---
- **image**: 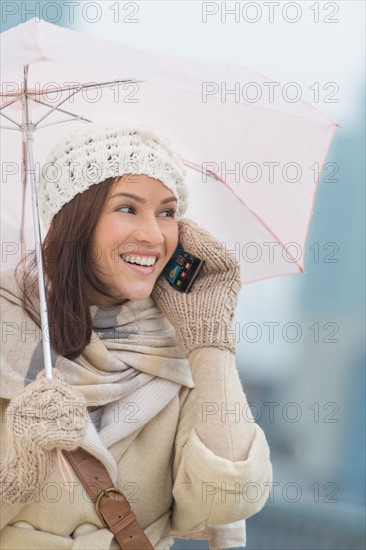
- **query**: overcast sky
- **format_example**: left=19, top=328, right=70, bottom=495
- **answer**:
left=75, top=0, right=365, bottom=130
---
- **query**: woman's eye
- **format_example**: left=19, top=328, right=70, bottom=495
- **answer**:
left=117, top=205, right=135, bottom=213
left=117, top=205, right=176, bottom=217
left=161, top=209, right=176, bottom=218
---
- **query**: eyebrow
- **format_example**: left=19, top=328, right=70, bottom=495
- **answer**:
left=110, top=192, right=177, bottom=205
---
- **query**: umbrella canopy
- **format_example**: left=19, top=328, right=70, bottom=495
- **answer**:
left=0, top=23, right=339, bottom=549
left=1, top=17, right=339, bottom=284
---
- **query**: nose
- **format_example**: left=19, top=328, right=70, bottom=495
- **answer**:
left=132, top=213, right=165, bottom=246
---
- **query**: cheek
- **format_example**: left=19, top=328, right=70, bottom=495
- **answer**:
left=166, top=225, right=179, bottom=253
left=90, top=219, right=104, bottom=246
left=89, top=223, right=113, bottom=267
left=91, top=218, right=122, bottom=249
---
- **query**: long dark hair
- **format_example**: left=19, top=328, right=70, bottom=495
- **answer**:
left=15, top=176, right=120, bottom=360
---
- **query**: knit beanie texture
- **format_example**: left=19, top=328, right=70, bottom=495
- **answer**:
left=38, top=123, right=189, bottom=228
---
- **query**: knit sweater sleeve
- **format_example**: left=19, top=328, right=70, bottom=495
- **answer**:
left=171, top=347, right=273, bottom=534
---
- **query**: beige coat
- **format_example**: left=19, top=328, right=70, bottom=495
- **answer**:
left=0, top=343, right=272, bottom=550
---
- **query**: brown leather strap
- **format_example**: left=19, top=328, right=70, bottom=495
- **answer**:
left=64, top=448, right=154, bottom=550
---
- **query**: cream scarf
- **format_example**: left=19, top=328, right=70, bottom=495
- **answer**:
left=0, top=267, right=194, bottom=474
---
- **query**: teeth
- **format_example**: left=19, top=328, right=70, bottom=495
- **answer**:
left=122, top=255, right=157, bottom=266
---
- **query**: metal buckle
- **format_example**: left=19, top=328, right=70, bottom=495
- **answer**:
left=95, top=487, right=131, bottom=528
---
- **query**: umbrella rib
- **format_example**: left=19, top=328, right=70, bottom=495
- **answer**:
left=0, top=86, right=81, bottom=98
left=183, top=159, right=223, bottom=181
left=0, top=80, right=143, bottom=98
left=0, top=78, right=142, bottom=131
left=36, top=118, right=92, bottom=129
left=33, top=88, right=85, bottom=127
left=32, top=97, right=93, bottom=122
left=183, top=158, right=304, bottom=272
left=32, top=80, right=142, bottom=127
left=0, top=97, right=19, bottom=110
left=0, top=110, right=21, bottom=128
left=0, top=125, right=21, bottom=130
left=15, top=79, right=145, bottom=98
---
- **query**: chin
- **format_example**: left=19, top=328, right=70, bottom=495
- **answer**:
left=123, top=285, right=155, bottom=302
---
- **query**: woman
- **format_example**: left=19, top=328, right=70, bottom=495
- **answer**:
left=0, top=123, right=272, bottom=549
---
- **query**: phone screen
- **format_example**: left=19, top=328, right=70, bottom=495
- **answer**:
left=162, top=241, right=205, bottom=293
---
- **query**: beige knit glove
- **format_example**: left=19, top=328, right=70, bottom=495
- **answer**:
left=0, top=368, right=87, bottom=503
left=151, top=219, right=242, bottom=356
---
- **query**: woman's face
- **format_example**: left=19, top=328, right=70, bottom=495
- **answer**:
left=88, top=174, right=179, bottom=306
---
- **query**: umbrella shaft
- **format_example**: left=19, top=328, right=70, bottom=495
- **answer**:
left=22, top=65, right=53, bottom=379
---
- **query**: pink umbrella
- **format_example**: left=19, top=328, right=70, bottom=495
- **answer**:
left=1, top=17, right=339, bottom=378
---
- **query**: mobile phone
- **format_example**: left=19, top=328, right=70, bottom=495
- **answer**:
left=162, top=241, right=205, bottom=293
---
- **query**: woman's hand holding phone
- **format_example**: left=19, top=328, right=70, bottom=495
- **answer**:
left=151, top=219, right=242, bottom=357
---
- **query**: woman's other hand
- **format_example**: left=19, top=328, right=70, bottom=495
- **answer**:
left=1, top=368, right=87, bottom=503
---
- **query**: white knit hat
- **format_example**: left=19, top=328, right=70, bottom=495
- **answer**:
left=38, top=122, right=189, bottom=228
